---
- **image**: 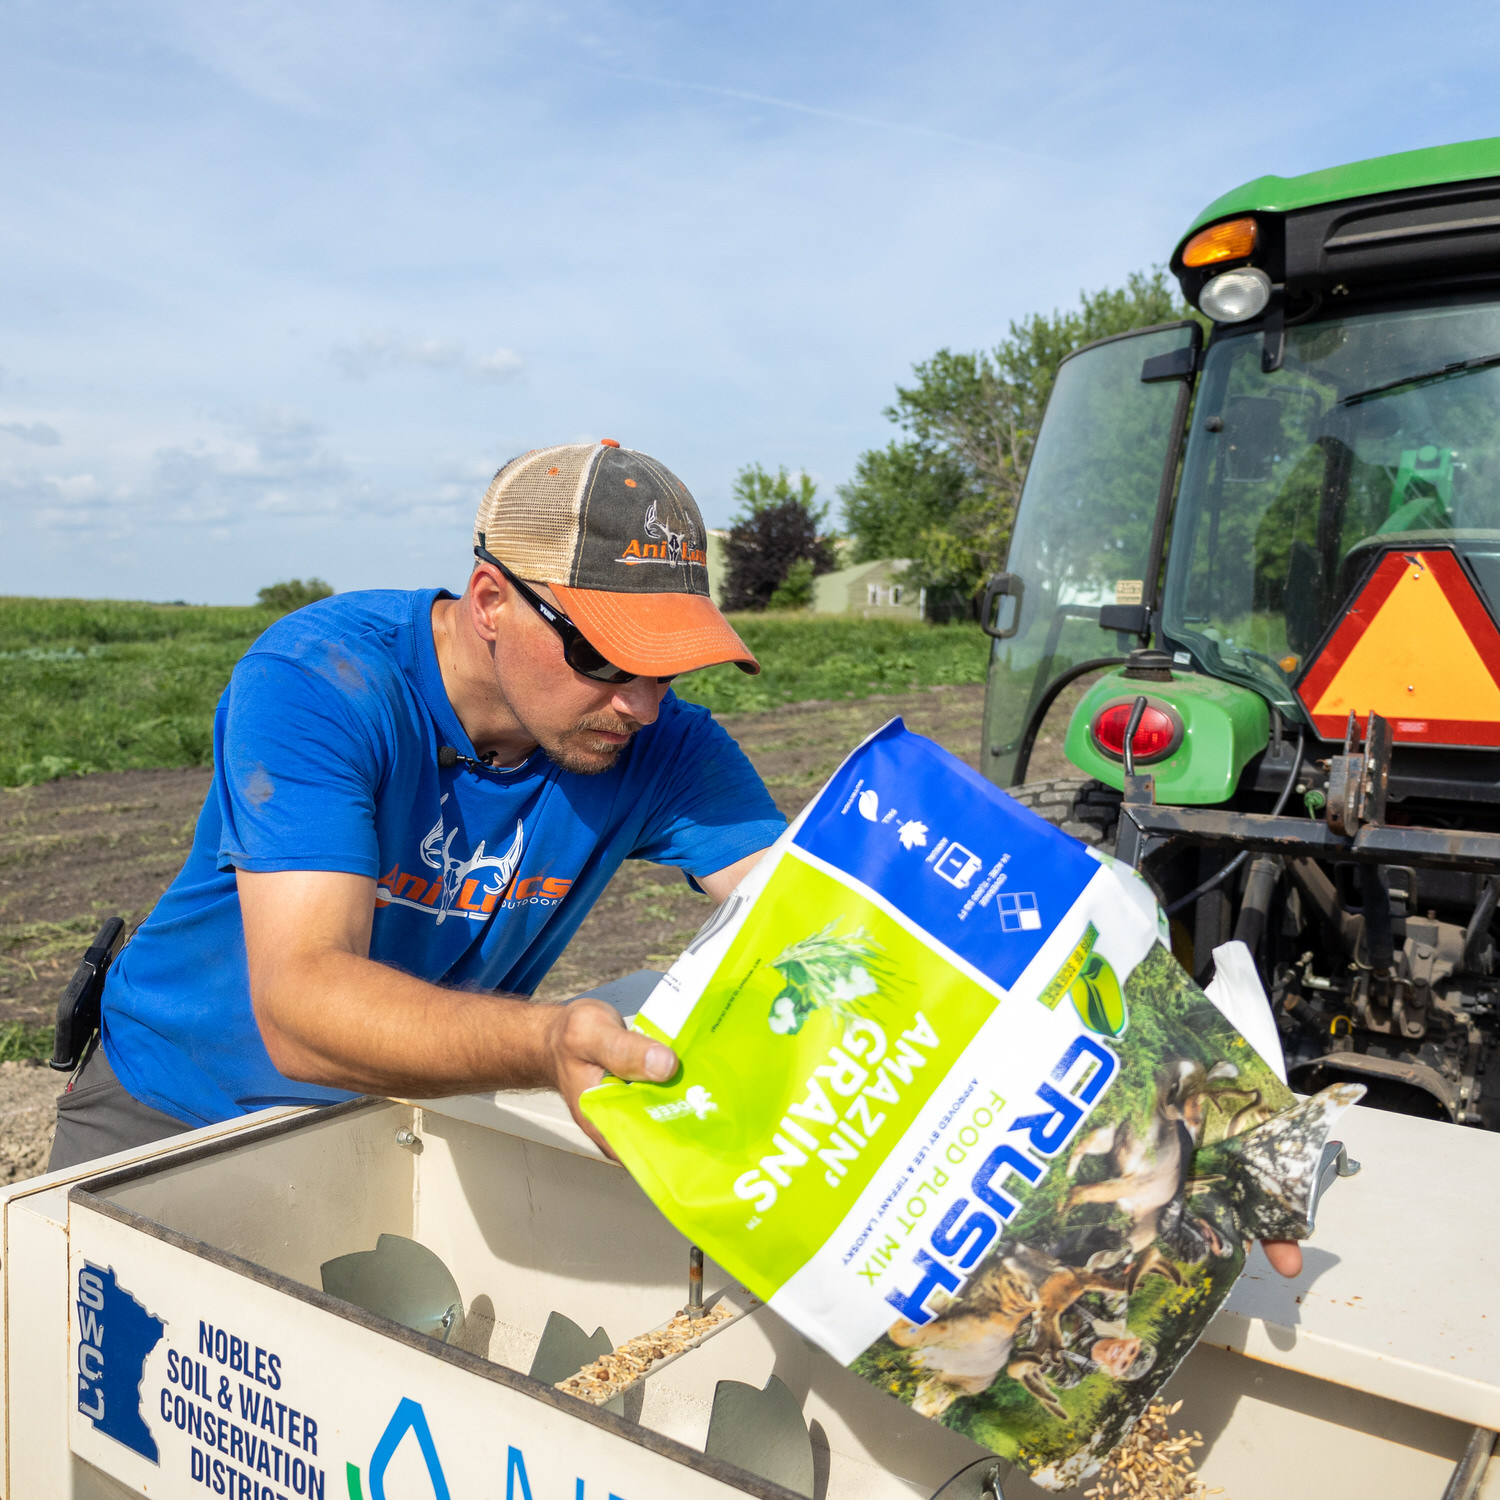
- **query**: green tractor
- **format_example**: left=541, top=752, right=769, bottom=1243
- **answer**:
left=981, top=136, right=1500, bottom=1127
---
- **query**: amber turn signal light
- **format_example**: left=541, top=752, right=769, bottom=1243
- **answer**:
left=1182, top=216, right=1258, bottom=268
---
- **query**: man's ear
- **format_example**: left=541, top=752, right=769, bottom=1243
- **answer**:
left=468, top=562, right=510, bottom=642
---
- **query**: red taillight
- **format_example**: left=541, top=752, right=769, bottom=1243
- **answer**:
left=1092, top=701, right=1181, bottom=763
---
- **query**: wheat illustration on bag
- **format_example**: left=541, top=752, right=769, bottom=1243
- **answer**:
left=767, top=922, right=890, bottom=1034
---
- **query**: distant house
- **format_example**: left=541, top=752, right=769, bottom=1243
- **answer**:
left=705, top=534, right=923, bottom=619
left=812, top=559, right=925, bottom=621
left=705, top=529, right=729, bottom=606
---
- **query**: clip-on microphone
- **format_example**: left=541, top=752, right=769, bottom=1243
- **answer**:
left=438, top=745, right=499, bottom=774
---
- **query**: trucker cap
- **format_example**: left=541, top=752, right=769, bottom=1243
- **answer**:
left=473, top=440, right=759, bottom=678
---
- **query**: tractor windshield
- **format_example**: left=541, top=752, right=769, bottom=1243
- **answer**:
left=1163, top=294, right=1500, bottom=719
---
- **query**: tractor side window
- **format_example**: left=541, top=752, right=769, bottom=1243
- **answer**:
left=984, top=322, right=1199, bottom=786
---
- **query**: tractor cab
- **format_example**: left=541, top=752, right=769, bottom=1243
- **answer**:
left=982, top=137, right=1500, bottom=1126
left=1164, top=294, right=1500, bottom=751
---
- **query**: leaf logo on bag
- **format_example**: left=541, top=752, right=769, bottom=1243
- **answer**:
left=1070, top=952, right=1127, bottom=1037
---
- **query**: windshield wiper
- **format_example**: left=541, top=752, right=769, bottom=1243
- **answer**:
left=1340, top=351, right=1500, bottom=406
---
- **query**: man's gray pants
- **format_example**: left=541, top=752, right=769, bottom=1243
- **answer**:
left=48, top=1046, right=191, bottom=1172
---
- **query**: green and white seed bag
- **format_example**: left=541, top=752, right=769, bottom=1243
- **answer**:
left=582, top=721, right=1358, bottom=1488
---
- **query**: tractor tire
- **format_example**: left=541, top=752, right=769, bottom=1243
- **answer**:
left=1007, top=777, right=1121, bottom=850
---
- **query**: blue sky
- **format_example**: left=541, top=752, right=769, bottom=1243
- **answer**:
left=4, top=0, right=1500, bottom=603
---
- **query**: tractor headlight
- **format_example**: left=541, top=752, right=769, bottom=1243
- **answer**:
left=1199, top=267, right=1272, bottom=324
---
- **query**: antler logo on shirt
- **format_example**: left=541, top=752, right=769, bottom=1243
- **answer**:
left=378, top=797, right=575, bottom=922
left=419, top=802, right=525, bottom=925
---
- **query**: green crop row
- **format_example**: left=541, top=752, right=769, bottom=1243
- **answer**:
left=0, top=598, right=990, bottom=786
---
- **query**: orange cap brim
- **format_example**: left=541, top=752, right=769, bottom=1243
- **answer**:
left=549, top=585, right=760, bottom=677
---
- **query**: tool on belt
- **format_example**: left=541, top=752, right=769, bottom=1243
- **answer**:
left=50, top=915, right=127, bottom=1073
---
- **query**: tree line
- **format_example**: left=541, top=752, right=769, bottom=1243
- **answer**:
left=722, top=267, right=1194, bottom=619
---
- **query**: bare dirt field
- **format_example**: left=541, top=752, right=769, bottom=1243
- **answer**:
left=0, top=682, right=1080, bottom=1180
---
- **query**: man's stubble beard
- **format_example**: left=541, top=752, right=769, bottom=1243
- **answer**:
left=489, top=662, right=640, bottom=775
left=535, top=710, right=640, bottom=776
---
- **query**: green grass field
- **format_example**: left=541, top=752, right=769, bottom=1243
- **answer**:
left=0, top=597, right=283, bottom=786
left=0, top=1021, right=52, bottom=1062
left=0, top=596, right=989, bottom=786
left=674, top=614, right=988, bottom=713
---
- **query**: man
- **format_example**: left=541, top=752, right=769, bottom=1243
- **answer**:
left=50, top=441, right=785, bottom=1169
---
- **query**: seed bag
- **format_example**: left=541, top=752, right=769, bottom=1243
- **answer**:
left=581, top=721, right=1360, bottom=1488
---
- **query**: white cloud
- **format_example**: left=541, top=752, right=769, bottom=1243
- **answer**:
left=0, top=420, right=62, bottom=446
left=332, top=333, right=524, bottom=385
left=0, top=469, right=115, bottom=531
left=350, top=451, right=496, bottom=525
left=332, top=333, right=461, bottom=378
left=147, top=407, right=351, bottom=520
left=469, top=348, right=525, bottom=383
left=1, top=407, right=358, bottom=532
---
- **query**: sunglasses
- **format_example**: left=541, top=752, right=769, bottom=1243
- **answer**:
left=474, top=544, right=675, bottom=685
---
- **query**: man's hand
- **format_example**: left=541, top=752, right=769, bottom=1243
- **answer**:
left=1261, top=1239, right=1302, bottom=1277
left=542, top=998, right=676, bottom=1158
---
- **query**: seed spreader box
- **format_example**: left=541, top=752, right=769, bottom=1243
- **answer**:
left=3, top=1074, right=1499, bottom=1499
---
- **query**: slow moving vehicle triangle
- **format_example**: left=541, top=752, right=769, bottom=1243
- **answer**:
left=1297, top=549, right=1500, bottom=745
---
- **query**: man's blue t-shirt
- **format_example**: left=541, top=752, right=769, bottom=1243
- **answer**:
left=102, top=589, right=784, bottom=1126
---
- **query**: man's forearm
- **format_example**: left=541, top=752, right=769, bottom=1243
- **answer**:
left=252, top=948, right=556, bottom=1097
left=236, top=866, right=674, bottom=1152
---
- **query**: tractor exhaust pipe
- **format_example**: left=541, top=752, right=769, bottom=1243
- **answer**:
left=1232, top=855, right=1282, bottom=956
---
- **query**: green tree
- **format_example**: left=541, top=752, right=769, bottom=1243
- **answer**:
left=837, top=440, right=973, bottom=618
left=839, top=441, right=969, bottom=562
left=731, top=462, right=827, bottom=521
left=256, top=578, right=334, bottom=614
left=767, top=556, right=817, bottom=610
left=844, top=268, right=1197, bottom=612
left=723, top=465, right=837, bottom=612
